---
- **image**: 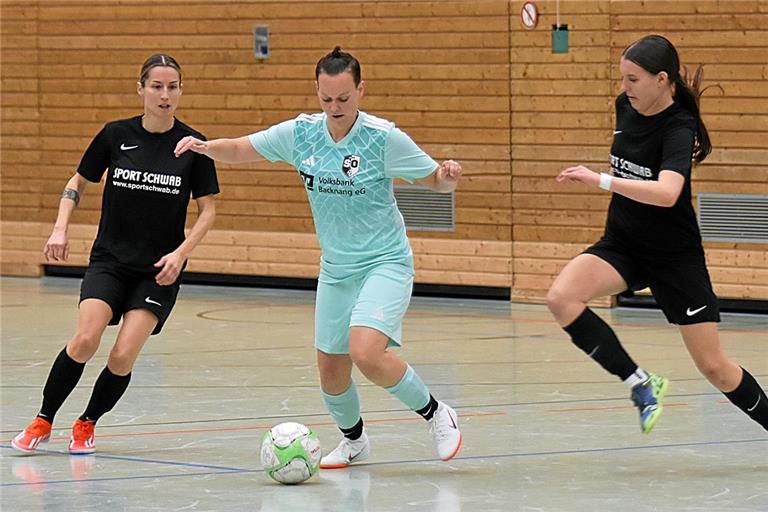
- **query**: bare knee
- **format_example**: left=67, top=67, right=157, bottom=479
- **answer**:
left=107, top=346, right=136, bottom=375
left=318, top=359, right=349, bottom=384
left=67, top=330, right=102, bottom=362
left=546, top=284, right=582, bottom=322
left=349, top=345, right=383, bottom=379
left=545, top=285, right=566, bottom=314
left=694, top=355, right=737, bottom=389
left=317, top=352, right=352, bottom=394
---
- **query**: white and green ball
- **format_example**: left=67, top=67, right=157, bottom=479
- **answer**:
left=260, top=422, right=321, bottom=484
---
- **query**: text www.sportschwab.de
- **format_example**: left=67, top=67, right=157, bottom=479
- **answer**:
left=113, top=180, right=180, bottom=195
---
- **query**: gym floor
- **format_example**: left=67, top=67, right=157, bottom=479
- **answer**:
left=2, top=276, right=766, bottom=511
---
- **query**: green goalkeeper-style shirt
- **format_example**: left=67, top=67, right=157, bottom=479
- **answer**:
left=249, top=111, right=438, bottom=282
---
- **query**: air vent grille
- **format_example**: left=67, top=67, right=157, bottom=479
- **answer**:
left=394, top=185, right=455, bottom=232
left=698, top=193, right=768, bottom=243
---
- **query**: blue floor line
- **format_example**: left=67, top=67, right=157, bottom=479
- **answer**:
left=1, top=469, right=257, bottom=488
left=3, top=437, right=765, bottom=488
left=0, top=444, right=252, bottom=473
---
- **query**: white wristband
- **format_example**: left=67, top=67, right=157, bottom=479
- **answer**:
left=599, top=172, right=613, bottom=191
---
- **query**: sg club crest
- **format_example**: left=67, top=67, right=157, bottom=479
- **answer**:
left=341, top=155, right=361, bottom=177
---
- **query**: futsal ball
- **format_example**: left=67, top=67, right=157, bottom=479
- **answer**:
left=260, top=422, right=321, bottom=484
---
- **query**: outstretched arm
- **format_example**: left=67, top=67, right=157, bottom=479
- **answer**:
left=45, top=173, right=90, bottom=262
left=415, top=160, right=463, bottom=193
left=174, top=135, right=264, bottom=164
left=556, top=165, right=684, bottom=207
left=154, top=194, right=216, bottom=286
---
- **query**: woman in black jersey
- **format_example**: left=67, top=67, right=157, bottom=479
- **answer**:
left=547, top=35, right=767, bottom=434
left=11, top=54, right=219, bottom=454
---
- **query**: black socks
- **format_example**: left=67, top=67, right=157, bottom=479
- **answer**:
left=37, top=347, right=132, bottom=425
left=80, top=366, right=132, bottom=423
left=38, top=347, right=86, bottom=422
left=340, top=418, right=364, bottom=441
left=563, top=308, right=639, bottom=381
left=723, top=367, right=768, bottom=431
left=339, top=395, right=439, bottom=439
left=416, top=395, right=439, bottom=421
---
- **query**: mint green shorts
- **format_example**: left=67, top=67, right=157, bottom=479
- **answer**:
left=314, top=262, right=414, bottom=354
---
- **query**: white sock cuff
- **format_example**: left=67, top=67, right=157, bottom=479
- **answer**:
left=624, top=368, right=649, bottom=388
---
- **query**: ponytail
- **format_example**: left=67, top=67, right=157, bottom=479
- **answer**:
left=676, top=68, right=716, bottom=165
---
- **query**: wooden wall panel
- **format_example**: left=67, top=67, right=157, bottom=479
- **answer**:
left=2, top=0, right=766, bottom=305
left=1, top=0, right=512, bottom=289
left=510, top=0, right=767, bottom=303
left=2, top=0, right=511, bottom=245
left=1, top=2, right=41, bottom=253
left=618, top=0, right=768, bottom=302
left=0, top=220, right=513, bottom=290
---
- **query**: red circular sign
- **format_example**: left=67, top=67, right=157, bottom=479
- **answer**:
left=521, top=1, right=538, bottom=30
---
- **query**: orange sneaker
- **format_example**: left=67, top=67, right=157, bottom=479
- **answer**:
left=69, top=419, right=96, bottom=454
left=11, top=417, right=52, bottom=453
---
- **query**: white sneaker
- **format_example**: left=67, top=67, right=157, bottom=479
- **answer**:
left=320, top=430, right=370, bottom=469
left=428, top=402, right=462, bottom=461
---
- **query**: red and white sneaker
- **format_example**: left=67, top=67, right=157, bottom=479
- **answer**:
left=11, top=417, right=52, bottom=453
left=69, top=419, right=96, bottom=454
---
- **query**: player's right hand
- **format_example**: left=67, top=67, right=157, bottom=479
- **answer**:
left=556, top=165, right=600, bottom=188
left=174, top=136, right=208, bottom=157
left=44, top=228, right=69, bottom=262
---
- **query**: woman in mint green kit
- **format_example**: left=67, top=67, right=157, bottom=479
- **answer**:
left=174, top=47, right=463, bottom=467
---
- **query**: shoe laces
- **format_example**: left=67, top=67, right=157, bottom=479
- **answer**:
left=332, top=436, right=361, bottom=457
left=428, top=409, right=454, bottom=442
left=28, top=417, right=51, bottom=436
left=73, top=420, right=95, bottom=439
left=631, top=381, right=656, bottom=408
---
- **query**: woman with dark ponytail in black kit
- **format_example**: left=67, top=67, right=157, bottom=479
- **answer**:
left=547, top=35, right=767, bottom=434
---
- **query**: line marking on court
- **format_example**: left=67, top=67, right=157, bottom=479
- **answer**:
left=0, top=446, right=253, bottom=472
left=3, top=411, right=505, bottom=442
left=357, top=437, right=768, bottom=468
left=1, top=469, right=256, bottom=488
left=3, top=436, right=765, bottom=488
left=192, top=301, right=767, bottom=333
left=544, top=402, right=689, bottom=413
left=2, top=390, right=757, bottom=436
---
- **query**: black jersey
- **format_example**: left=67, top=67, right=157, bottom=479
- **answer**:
left=605, top=93, right=701, bottom=254
left=77, top=116, right=219, bottom=271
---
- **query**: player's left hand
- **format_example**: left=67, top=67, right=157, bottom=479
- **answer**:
left=556, top=165, right=600, bottom=188
left=154, top=251, right=186, bottom=286
left=439, top=160, right=462, bottom=183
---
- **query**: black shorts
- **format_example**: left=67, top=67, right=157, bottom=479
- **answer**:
left=79, top=262, right=181, bottom=335
left=584, top=237, right=720, bottom=325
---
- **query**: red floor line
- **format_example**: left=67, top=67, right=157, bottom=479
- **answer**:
left=545, top=402, right=689, bottom=413
left=47, top=411, right=506, bottom=441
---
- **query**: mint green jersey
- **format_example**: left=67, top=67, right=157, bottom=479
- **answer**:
left=249, top=111, right=437, bottom=280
